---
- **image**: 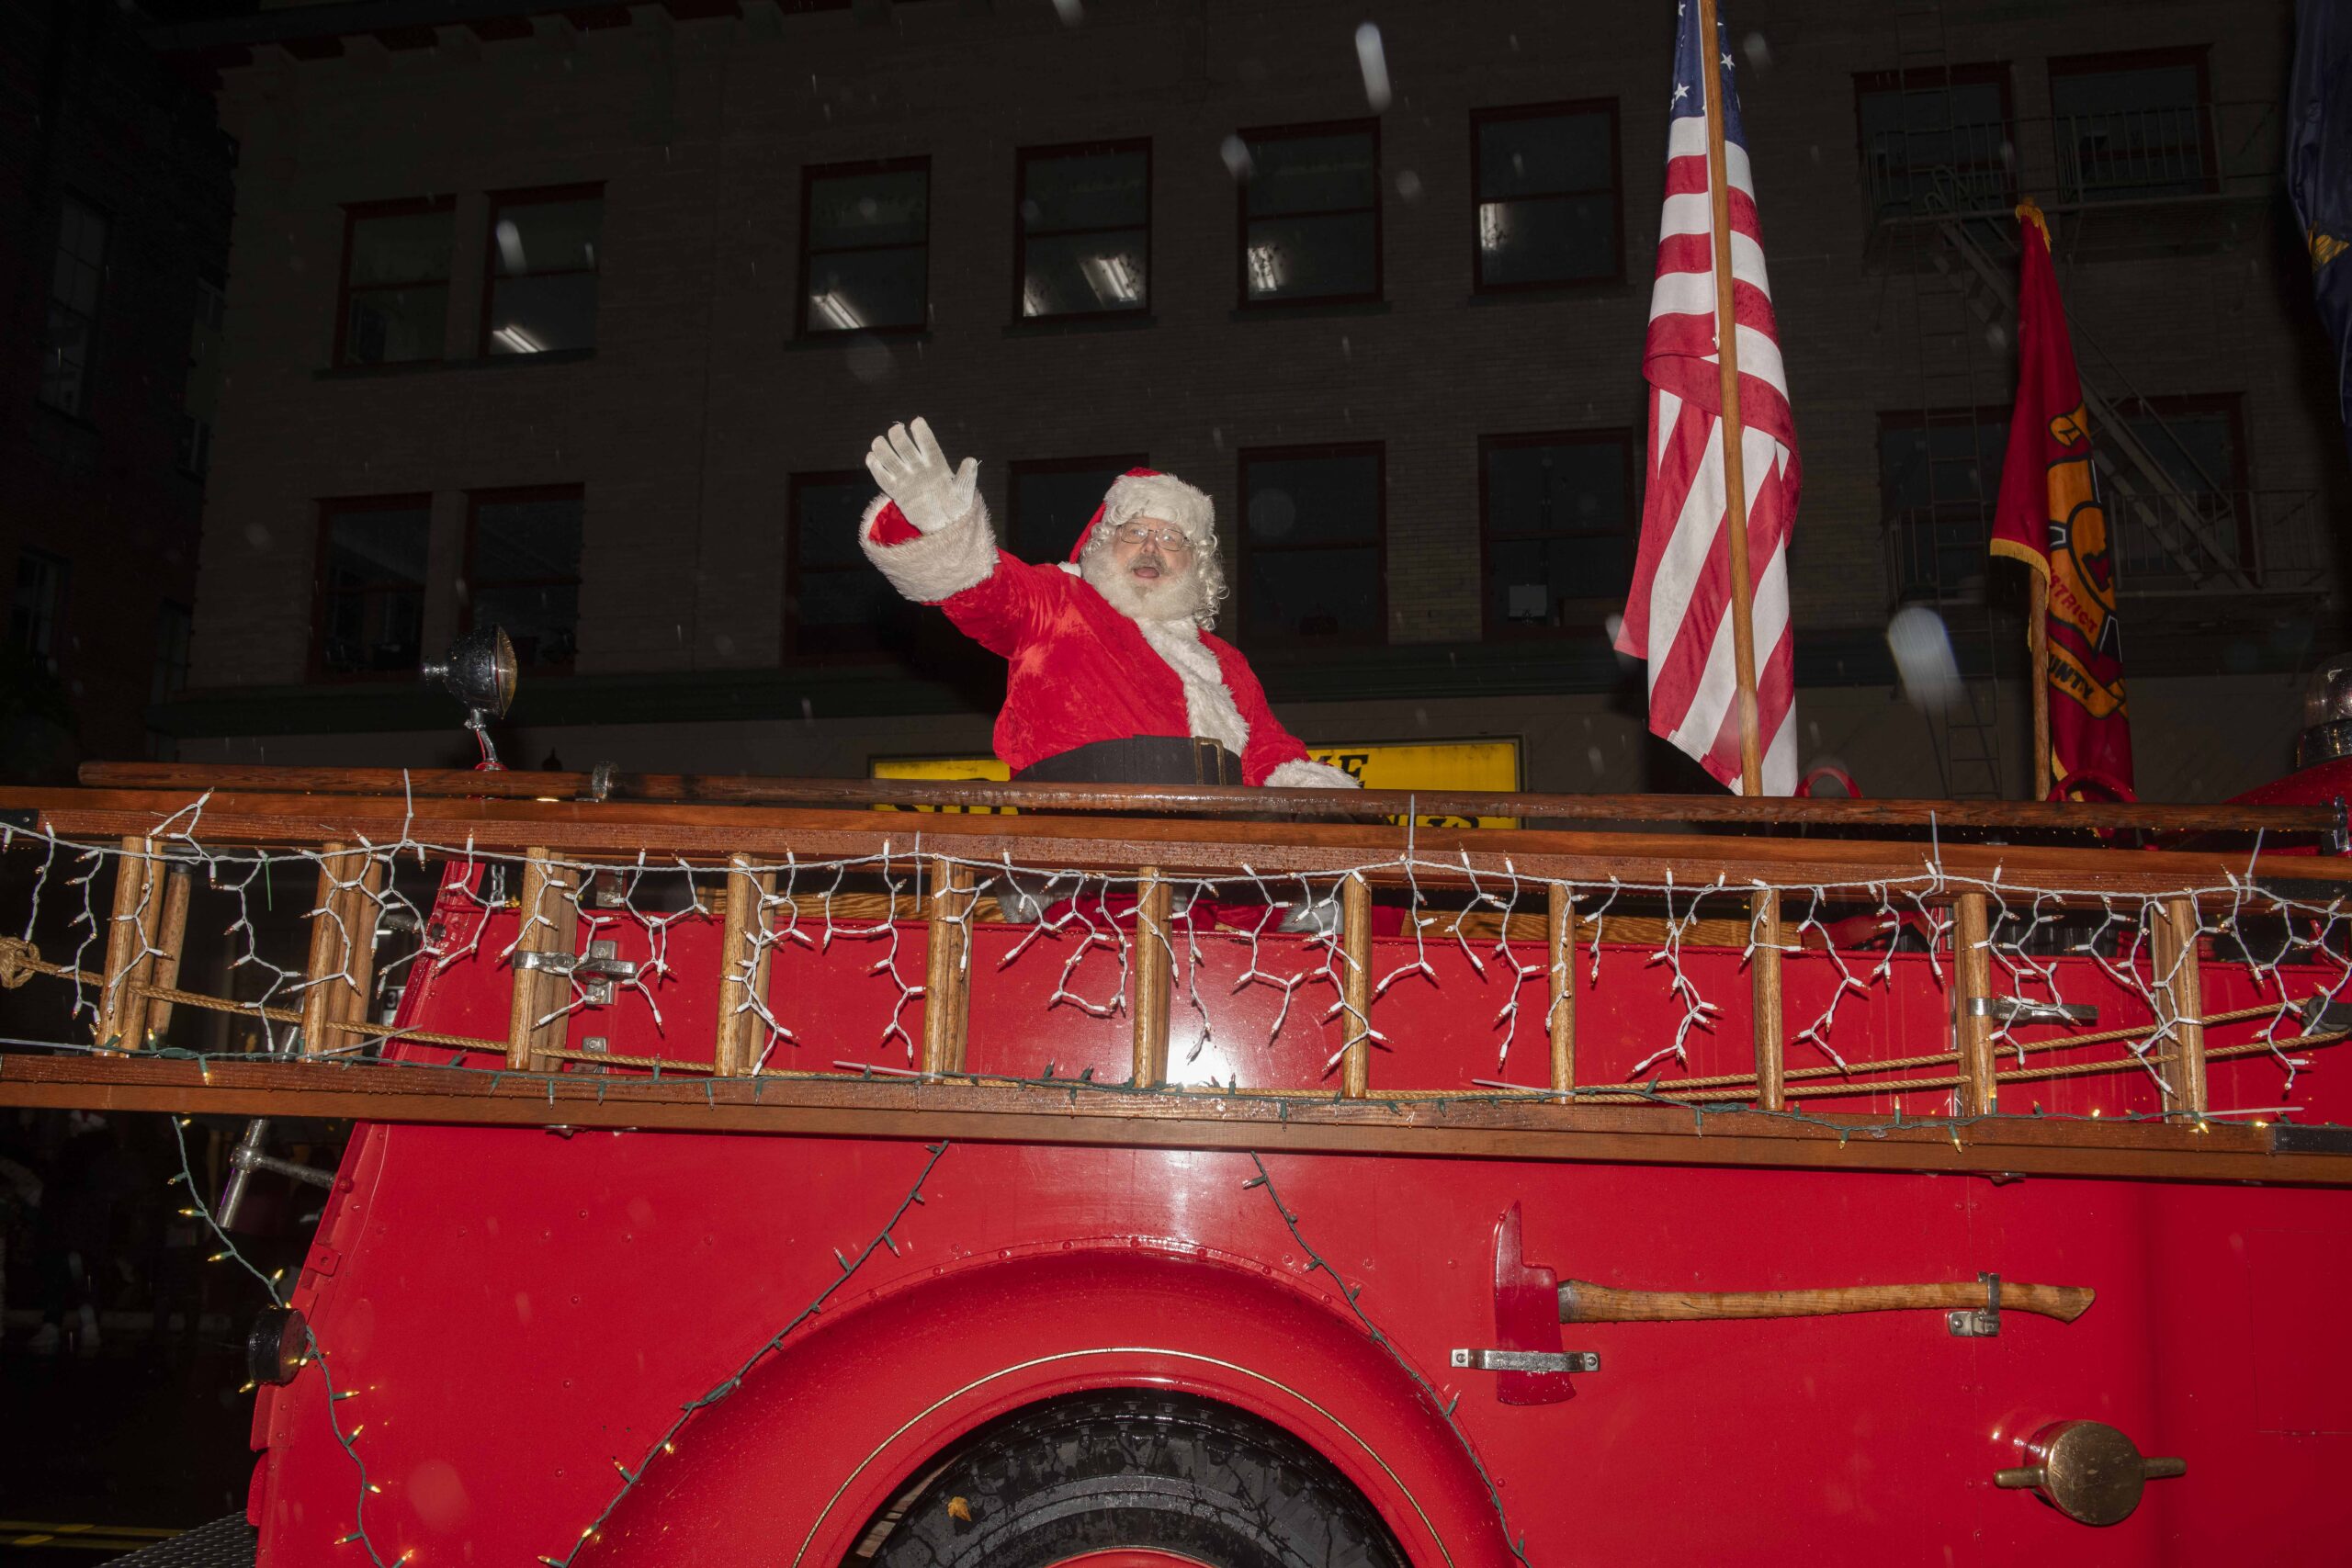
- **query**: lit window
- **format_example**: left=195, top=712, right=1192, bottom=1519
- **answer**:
left=40, top=197, right=107, bottom=415
left=1482, top=434, right=1635, bottom=636
left=1237, top=123, right=1379, bottom=306
left=467, top=489, right=583, bottom=670
left=335, top=200, right=453, bottom=366
left=1017, top=141, right=1149, bottom=319
left=315, top=497, right=431, bottom=675
left=801, top=160, right=930, bottom=335
left=1239, top=446, right=1384, bottom=643
left=1473, top=104, right=1621, bottom=289
left=482, top=187, right=602, bottom=355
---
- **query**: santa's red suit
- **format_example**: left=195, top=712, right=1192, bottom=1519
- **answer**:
left=860, top=462, right=1352, bottom=790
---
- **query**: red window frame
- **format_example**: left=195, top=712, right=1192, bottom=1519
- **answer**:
left=784, top=469, right=897, bottom=660
left=798, top=155, right=933, bottom=338
left=1850, top=62, right=2016, bottom=214
left=1477, top=429, right=1640, bottom=640
left=2046, top=46, right=2218, bottom=198
left=1006, top=454, right=1150, bottom=560
left=1232, top=118, right=1383, bottom=310
left=463, top=484, right=584, bottom=673
left=477, top=183, right=605, bottom=356
left=1012, top=139, right=1154, bottom=322
left=331, top=196, right=455, bottom=367
left=310, top=493, right=434, bottom=682
left=1236, top=441, right=1387, bottom=648
left=1468, top=100, right=1624, bottom=294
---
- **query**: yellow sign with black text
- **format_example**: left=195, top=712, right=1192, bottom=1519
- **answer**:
left=872, top=739, right=1521, bottom=828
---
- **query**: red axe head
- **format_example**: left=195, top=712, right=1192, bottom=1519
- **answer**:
left=1493, top=1201, right=1575, bottom=1405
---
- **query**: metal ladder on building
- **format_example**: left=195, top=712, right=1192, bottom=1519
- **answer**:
left=1885, top=3, right=2007, bottom=799
left=1918, top=186, right=2256, bottom=593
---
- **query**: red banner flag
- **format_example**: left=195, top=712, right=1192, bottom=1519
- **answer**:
left=1990, top=202, right=2134, bottom=799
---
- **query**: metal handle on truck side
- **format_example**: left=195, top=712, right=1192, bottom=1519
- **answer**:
left=1993, top=1420, right=2184, bottom=1527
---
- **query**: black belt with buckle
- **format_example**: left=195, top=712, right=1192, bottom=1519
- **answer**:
left=1014, top=736, right=1243, bottom=786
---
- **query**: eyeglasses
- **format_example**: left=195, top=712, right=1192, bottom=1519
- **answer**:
left=1111, top=521, right=1196, bottom=553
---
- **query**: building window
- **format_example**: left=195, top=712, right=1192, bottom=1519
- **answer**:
left=1008, top=456, right=1148, bottom=559
left=1472, top=103, right=1622, bottom=289
left=1236, top=121, right=1380, bottom=306
left=2111, top=394, right=2247, bottom=585
left=466, top=488, right=583, bottom=670
left=314, top=496, right=432, bottom=676
left=1482, top=433, right=1636, bottom=637
left=1016, top=141, right=1150, bottom=320
left=11, top=550, right=69, bottom=671
left=152, top=601, right=192, bottom=703
left=180, top=275, right=225, bottom=478
left=39, top=197, right=107, bottom=415
left=2049, top=48, right=2214, bottom=203
left=1878, top=410, right=2008, bottom=604
left=334, top=198, right=454, bottom=367
left=800, top=159, right=930, bottom=335
left=1854, top=65, right=2012, bottom=220
left=1238, top=445, right=1384, bottom=645
left=146, top=600, right=193, bottom=761
left=787, top=472, right=925, bottom=658
left=482, top=186, right=603, bottom=355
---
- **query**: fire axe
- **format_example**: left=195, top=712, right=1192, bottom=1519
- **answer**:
left=1452, top=1203, right=2093, bottom=1406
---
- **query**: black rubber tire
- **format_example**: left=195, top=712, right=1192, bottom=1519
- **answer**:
left=868, top=1390, right=1408, bottom=1568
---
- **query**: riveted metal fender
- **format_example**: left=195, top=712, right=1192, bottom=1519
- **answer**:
left=589, top=1240, right=1521, bottom=1568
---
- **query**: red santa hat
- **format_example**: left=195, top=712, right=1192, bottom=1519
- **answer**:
left=1068, top=468, right=1216, bottom=561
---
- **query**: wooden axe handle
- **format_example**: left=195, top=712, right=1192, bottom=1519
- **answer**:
left=1558, top=1279, right=2093, bottom=1325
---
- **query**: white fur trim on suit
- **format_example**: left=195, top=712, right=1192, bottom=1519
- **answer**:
left=858, top=491, right=997, bottom=604
left=1102, top=471, right=1215, bottom=547
left=1135, top=619, right=1251, bottom=757
left=1266, top=758, right=1362, bottom=790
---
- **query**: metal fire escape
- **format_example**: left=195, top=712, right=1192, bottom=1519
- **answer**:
left=1870, top=4, right=2312, bottom=798
left=1877, top=4, right=2008, bottom=799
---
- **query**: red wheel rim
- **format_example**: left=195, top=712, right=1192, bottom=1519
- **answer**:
left=1044, top=1552, right=1216, bottom=1567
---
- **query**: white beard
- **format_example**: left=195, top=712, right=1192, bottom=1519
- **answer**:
left=1074, top=550, right=1250, bottom=756
left=1080, top=548, right=1207, bottom=626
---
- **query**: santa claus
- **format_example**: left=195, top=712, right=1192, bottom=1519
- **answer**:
left=858, top=417, right=1362, bottom=793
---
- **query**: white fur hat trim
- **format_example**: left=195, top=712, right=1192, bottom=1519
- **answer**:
left=1101, top=471, right=1215, bottom=546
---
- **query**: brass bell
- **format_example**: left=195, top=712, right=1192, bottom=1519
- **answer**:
left=1995, top=1419, right=2185, bottom=1527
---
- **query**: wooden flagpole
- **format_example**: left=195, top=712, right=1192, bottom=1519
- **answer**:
left=2015, top=203, right=2054, bottom=801
left=1696, top=0, right=1762, bottom=800
left=1694, top=0, right=1784, bottom=1111
left=2029, top=574, right=2052, bottom=797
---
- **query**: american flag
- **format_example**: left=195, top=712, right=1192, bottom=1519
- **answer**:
left=1613, top=3, right=1802, bottom=795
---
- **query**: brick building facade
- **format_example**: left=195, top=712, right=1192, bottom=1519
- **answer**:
left=155, top=0, right=2347, bottom=801
left=1, top=0, right=230, bottom=778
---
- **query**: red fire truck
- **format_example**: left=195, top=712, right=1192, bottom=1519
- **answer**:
left=8, top=665, right=2352, bottom=1568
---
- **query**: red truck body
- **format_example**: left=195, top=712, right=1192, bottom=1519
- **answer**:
left=234, top=784, right=2352, bottom=1568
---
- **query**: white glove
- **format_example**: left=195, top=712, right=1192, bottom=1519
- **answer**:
left=865, top=417, right=978, bottom=536
left=1264, top=758, right=1362, bottom=790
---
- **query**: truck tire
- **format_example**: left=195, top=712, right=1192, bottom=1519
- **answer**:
left=869, top=1391, right=1407, bottom=1568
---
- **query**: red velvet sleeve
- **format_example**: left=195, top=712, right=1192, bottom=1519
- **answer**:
left=864, top=499, right=1056, bottom=660
left=1205, top=636, right=1310, bottom=785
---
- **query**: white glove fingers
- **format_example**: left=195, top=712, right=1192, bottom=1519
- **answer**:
left=910, top=416, right=945, bottom=468
left=885, top=422, right=924, bottom=469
